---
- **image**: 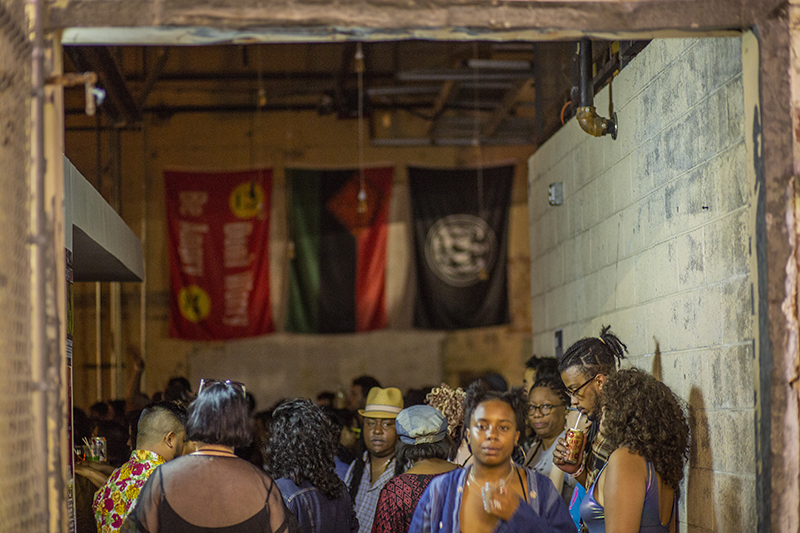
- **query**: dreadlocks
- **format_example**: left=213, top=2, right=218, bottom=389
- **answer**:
left=557, top=325, right=627, bottom=377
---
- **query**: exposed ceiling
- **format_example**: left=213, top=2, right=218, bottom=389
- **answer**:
left=63, top=40, right=644, bottom=147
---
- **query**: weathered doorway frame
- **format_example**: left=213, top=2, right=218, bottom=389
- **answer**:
left=52, top=23, right=773, bottom=533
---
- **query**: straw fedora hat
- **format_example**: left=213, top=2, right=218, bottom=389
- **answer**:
left=358, top=387, right=404, bottom=419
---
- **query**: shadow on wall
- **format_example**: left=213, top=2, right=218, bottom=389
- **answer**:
left=685, top=387, right=717, bottom=532
left=651, top=339, right=662, bottom=382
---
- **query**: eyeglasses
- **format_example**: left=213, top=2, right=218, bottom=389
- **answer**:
left=566, top=374, right=597, bottom=399
left=528, top=403, right=564, bottom=415
left=197, top=379, right=247, bottom=398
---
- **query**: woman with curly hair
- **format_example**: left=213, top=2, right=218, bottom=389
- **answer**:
left=409, top=382, right=574, bottom=533
left=578, top=368, right=690, bottom=533
left=265, top=399, right=358, bottom=533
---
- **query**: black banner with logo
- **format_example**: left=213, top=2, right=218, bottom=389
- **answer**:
left=408, top=165, right=513, bottom=329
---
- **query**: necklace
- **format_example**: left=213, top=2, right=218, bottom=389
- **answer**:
left=466, top=463, right=516, bottom=497
left=192, top=446, right=237, bottom=457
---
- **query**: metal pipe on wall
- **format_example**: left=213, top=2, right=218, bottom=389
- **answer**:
left=111, top=283, right=122, bottom=398
left=95, top=110, right=103, bottom=402
left=96, top=282, right=102, bottom=401
left=140, top=117, right=148, bottom=384
left=29, top=0, right=51, bottom=527
left=577, top=38, right=594, bottom=108
left=110, top=128, right=122, bottom=397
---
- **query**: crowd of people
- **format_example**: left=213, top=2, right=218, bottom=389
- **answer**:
left=73, top=326, right=690, bottom=533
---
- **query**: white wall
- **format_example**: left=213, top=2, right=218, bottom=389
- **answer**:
left=528, top=37, right=754, bottom=532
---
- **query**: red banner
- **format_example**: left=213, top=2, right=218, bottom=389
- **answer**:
left=165, top=169, right=273, bottom=340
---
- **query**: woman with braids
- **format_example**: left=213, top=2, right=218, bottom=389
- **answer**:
left=553, top=325, right=628, bottom=495
left=523, top=377, right=576, bottom=503
left=579, top=368, right=689, bottom=532
left=409, top=382, right=574, bottom=533
left=372, top=405, right=458, bottom=533
left=265, top=399, right=358, bottom=533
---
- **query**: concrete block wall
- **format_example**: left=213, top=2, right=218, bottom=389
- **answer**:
left=528, top=37, right=754, bottom=532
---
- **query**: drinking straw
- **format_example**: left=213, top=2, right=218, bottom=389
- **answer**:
left=572, top=411, right=583, bottom=429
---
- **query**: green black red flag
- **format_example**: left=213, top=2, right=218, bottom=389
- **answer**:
left=408, top=165, right=513, bottom=329
left=286, top=167, right=393, bottom=333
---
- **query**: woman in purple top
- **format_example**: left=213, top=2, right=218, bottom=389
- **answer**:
left=576, top=369, right=689, bottom=533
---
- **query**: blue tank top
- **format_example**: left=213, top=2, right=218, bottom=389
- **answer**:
left=579, top=460, right=676, bottom=533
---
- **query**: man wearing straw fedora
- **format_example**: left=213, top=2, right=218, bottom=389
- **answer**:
left=345, top=387, right=404, bottom=533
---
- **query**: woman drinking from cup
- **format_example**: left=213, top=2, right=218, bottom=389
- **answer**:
left=409, top=382, right=574, bottom=533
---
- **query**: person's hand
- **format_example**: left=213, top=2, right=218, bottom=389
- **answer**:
left=127, top=346, right=144, bottom=372
left=553, top=436, right=586, bottom=475
left=485, top=485, right=521, bottom=521
left=74, top=462, right=110, bottom=487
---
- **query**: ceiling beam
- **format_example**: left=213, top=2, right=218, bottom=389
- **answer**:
left=482, top=78, right=535, bottom=138
left=51, top=1, right=767, bottom=39
left=136, top=47, right=170, bottom=108
left=425, top=80, right=457, bottom=136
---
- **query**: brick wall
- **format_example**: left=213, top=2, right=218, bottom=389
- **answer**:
left=528, top=37, right=754, bottom=532
left=0, top=1, right=45, bottom=531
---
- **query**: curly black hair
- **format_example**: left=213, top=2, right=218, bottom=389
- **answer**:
left=601, top=368, right=690, bottom=491
left=558, top=325, right=628, bottom=378
left=463, top=381, right=528, bottom=440
left=264, top=398, right=344, bottom=500
left=529, top=376, right=570, bottom=407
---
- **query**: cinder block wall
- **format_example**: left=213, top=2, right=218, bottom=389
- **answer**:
left=528, top=38, right=753, bottom=532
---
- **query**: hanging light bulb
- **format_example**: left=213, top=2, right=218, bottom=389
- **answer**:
left=355, top=43, right=365, bottom=74
left=357, top=187, right=367, bottom=214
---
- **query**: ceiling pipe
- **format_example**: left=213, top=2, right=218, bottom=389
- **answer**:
left=574, top=38, right=617, bottom=140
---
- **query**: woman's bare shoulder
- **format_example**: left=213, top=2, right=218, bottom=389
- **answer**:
left=607, top=446, right=646, bottom=473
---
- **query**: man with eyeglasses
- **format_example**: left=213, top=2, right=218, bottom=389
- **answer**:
left=345, top=387, right=404, bottom=533
left=552, top=326, right=628, bottom=494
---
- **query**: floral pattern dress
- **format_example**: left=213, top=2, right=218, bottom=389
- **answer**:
left=93, top=449, right=166, bottom=532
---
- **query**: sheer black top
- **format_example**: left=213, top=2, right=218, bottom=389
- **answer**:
left=122, top=454, right=297, bottom=533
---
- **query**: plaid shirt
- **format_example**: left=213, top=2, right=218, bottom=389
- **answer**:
left=584, top=427, right=614, bottom=492
left=345, top=452, right=396, bottom=533
left=93, top=450, right=165, bottom=532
